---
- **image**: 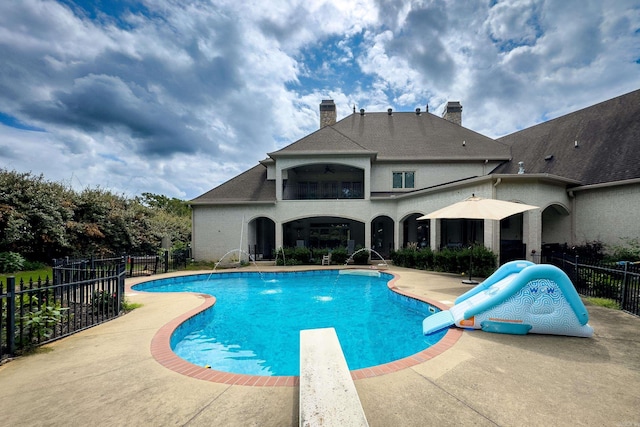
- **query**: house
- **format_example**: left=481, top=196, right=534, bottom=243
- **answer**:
left=190, top=89, right=640, bottom=263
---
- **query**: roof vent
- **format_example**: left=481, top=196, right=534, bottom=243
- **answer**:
left=545, top=155, right=554, bottom=161
left=462, top=140, right=466, bottom=147
left=574, top=140, right=579, bottom=148
left=518, top=161, right=525, bottom=174
left=387, top=108, right=392, bottom=115
left=360, top=108, right=365, bottom=116
left=415, top=108, right=421, bottom=115
left=426, top=104, right=429, bottom=112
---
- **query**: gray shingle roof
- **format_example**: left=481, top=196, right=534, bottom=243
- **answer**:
left=192, top=90, right=640, bottom=205
left=190, top=164, right=275, bottom=204
left=271, top=111, right=511, bottom=161
left=493, top=89, right=640, bottom=185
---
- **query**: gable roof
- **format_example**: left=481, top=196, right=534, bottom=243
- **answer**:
left=493, top=89, right=640, bottom=185
left=190, top=164, right=275, bottom=204
left=271, top=111, right=511, bottom=161
left=268, top=125, right=374, bottom=156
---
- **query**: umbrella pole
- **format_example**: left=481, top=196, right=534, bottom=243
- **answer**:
left=462, top=245, right=479, bottom=285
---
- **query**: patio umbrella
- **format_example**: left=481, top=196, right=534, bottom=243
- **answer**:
left=417, top=195, right=539, bottom=221
left=418, top=195, right=539, bottom=284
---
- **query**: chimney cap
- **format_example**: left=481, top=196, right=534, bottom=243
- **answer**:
left=415, top=108, right=421, bottom=115
left=360, top=108, right=365, bottom=116
left=387, top=108, right=392, bottom=115
left=319, top=99, right=336, bottom=111
left=444, top=101, right=462, bottom=112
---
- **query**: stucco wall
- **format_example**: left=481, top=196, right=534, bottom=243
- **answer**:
left=370, top=162, right=500, bottom=192
left=574, top=183, right=640, bottom=249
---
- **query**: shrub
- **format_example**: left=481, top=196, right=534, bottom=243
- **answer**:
left=92, top=290, right=119, bottom=314
left=275, top=247, right=310, bottom=265
left=0, top=252, right=25, bottom=273
left=311, top=248, right=329, bottom=264
left=330, top=247, right=348, bottom=265
left=19, top=295, right=69, bottom=348
left=351, top=247, right=370, bottom=265
left=559, top=241, right=606, bottom=261
left=607, top=237, right=640, bottom=262
left=390, top=248, right=418, bottom=268
left=415, top=248, right=434, bottom=270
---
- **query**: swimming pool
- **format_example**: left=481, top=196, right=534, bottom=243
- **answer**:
left=134, top=270, right=446, bottom=376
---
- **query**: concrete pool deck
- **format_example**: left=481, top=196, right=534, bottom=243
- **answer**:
left=1, top=266, right=639, bottom=426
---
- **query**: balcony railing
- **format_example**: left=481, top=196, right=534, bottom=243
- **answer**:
left=285, top=181, right=364, bottom=200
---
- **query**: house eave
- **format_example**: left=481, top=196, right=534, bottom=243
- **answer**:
left=375, top=155, right=511, bottom=163
left=268, top=150, right=377, bottom=159
left=189, top=200, right=276, bottom=206
left=568, top=177, right=640, bottom=192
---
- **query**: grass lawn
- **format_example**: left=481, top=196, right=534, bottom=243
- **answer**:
left=1, top=268, right=53, bottom=291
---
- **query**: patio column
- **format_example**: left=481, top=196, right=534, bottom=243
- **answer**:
left=275, top=221, right=283, bottom=251
left=523, top=210, right=542, bottom=262
left=364, top=219, right=372, bottom=251
left=430, top=219, right=439, bottom=251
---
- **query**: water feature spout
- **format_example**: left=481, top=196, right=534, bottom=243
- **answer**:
left=206, top=249, right=264, bottom=282
left=274, top=247, right=286, bottom=267
left=344, top=248, right=389, bottom=269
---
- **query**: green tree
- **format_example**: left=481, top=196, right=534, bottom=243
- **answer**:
left=0, top=170, right=73, bottom=261
left=0, top=169, right=191, bottom=261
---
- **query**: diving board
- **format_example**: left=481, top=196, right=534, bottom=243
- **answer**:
left=299, top=328, right=369, bottom=427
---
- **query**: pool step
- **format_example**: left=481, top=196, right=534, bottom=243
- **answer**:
left=299, top=328, right=369, bottom=427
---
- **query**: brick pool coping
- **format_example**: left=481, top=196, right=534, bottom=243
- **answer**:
left=141, top=270, right=462, bottom=387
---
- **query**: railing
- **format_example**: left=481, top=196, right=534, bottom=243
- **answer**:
left=284, top=181, right=365, bottom=200
left=547, top=253, right=640, bottom=316
left=1, top=260, right=125, bottom=361
left=1, top=249, right=191, bottom=361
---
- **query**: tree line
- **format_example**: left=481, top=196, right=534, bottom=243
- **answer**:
left=0, top=169, right=191, bottom=263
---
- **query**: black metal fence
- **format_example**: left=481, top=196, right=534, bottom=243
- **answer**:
left=126, top=248, right=191, bottom=277
left=547, top=252, right=640, bottom=316
left=1, top=259, right=126, bottom=361
left=1, top=249, right=191, bottom=361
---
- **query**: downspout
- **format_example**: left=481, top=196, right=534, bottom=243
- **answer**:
left=492, top=178, right=502, bottom=259
left=568, top=190, right=576, bottom=246
left=492, top=177, right=502, bottom=197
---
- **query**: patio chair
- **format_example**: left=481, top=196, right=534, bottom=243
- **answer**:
left=321, top=253, right=331, bottom=265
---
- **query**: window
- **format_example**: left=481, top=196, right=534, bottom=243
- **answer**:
left=393, top=171, right=415, bottom=189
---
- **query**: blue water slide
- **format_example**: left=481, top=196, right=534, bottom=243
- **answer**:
left=423, top=261, right=593, bottom=337
left=454, top=260, right=534, bottom=305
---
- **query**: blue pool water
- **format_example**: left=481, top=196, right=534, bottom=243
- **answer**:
left=134, top=270, right=446, bottom=376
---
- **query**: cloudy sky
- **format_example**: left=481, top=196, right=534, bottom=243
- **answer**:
left=1, top=0, right=639, bottom=200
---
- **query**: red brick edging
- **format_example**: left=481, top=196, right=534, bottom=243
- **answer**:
left=147, top=271, right=462, bottom=386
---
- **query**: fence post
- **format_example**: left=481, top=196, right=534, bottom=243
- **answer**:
left=164, top=250, right=169, bottom=273
left=621, top=261, right=628, bottom=310
left=117, top=259, right=125, bottom=313
left=7, top=276, right=16, bottom=356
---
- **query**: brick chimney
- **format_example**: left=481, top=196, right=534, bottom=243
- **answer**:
left=442, top=101, right=462, bottom=125
left=319, top=99, right=336, bottom=128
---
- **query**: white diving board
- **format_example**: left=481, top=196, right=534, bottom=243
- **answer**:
left=299, top=328, right=369, bottom=427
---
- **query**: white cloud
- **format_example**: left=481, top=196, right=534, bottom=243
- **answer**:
left=0, top=0, right=638, bottom=198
